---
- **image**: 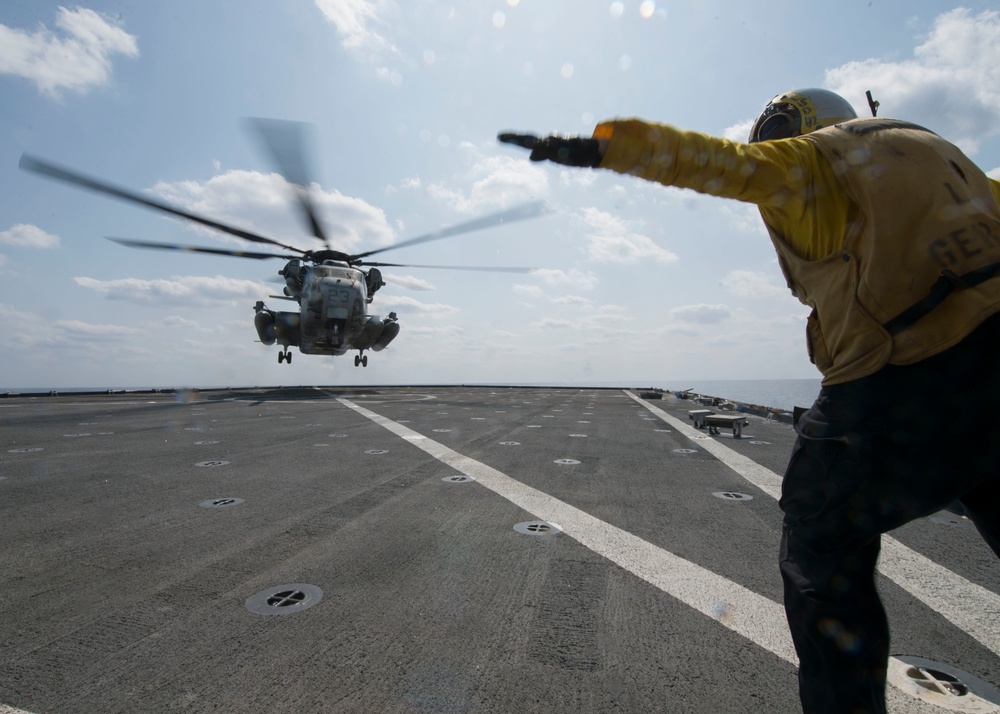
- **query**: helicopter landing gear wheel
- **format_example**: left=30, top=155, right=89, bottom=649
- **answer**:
left=354, top=353, right=368, bottom=367
left=362, top=355, right=368, bottom=367
left=278, top=349, right=292, bottom=364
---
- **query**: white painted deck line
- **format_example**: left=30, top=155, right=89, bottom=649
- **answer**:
left=338, top=396, right=798, bottom=664
left=339, top=396, right=996, bottom=712
left=625, top=390, right=1000, bottom=659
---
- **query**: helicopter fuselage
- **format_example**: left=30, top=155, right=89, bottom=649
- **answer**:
left=254, top=260, right=398, bottom=364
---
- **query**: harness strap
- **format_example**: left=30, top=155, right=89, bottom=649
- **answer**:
left=882, top=262, right=1000, bottom=335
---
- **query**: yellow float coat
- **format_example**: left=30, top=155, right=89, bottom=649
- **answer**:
left=594, top=118, right=1000, bottom=384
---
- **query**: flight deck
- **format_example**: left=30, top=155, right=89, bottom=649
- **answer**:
left=1, top=386, right=998, bottom=713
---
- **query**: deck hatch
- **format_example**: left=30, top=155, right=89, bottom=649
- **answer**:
left=246, top=583, right=323, bottom=616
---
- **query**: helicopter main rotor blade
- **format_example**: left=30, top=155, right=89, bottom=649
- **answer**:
left=247, top=119, right=330, bottom=248
left=107, top=237, right=293, bottom=260
left=19, top=154, right=307, bottom=254
left=348, top=200, right=552, bottom=261
left=362, top=261, right=537, bottom=273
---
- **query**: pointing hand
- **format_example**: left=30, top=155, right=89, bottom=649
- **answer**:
left=498, top=132, right=604, bottom=168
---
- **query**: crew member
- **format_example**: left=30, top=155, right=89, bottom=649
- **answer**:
left=500, top=88, right=1000, bottom=714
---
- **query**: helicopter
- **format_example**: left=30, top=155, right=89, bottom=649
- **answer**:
left=19, top=120, right=548, bottom=366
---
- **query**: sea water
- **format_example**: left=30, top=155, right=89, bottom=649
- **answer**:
left=656, top=379, right=821, bottom=412
left=495, top=378, right=822, bottom=413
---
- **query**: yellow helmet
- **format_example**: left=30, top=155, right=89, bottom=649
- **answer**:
left=748, top=88, right=858, bottom=143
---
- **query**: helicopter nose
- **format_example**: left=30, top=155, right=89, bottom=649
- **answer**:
left=323, top=283, right=361, bottom=319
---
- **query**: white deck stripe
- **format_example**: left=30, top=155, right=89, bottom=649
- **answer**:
left=337, top=396, right=798, bottom=663
left=339, top=395, right=996, bottom=712
left=625, top=391, right=1000, bottom=658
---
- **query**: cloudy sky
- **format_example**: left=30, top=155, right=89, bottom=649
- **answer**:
left=2, top=1, right=999, bottom=389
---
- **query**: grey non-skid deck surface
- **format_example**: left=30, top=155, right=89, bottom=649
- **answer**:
left=1, top=387, right=998, bottom=713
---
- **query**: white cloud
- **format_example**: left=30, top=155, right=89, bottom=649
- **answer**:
left=0, top=223, right=60, bottom=248
left=722, top=119, right=755, bottom=143
left=74, top=275, right=268, bottom=306
left=551, top=295, right=592, bottom=307
left=151, top=169, right=395, bottom=253
left=387, top=176, right=421, bottom=193
left=670, top=303, right=733, bottom=324
left=0, top=304, right=148, bottom=353
left=824, top=8, right=1000, bottom=153
left=512, top=284, right=544, bottom=299
left=580, top=207, right=679, bottom=264
left=559, top=169, right=598, bottom=188
left=55, top=320, right=146, bottom=340
left=721, top=270, right=786, bottom=298
left=382, top=273, right=436, bottom=291
left=375, top=294, right=459, bottom=317
left=531, top=317, right=574, bottom=329
left=427, top=151, right=550, bottom=212
left=531, top=268, right=600, bottom=290
left=0, top=7, right=139, bottom=96
left=159, top=315, right=213, bottom=332
left=314, top=0, right=398, bottom=59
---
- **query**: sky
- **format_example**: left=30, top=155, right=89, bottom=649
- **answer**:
left=1, top=1, right=999, bottom=389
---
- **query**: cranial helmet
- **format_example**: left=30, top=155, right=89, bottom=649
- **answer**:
left=748, top=88, right=858, bottom=143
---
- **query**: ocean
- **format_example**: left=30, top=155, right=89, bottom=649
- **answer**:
left=654, top=379, right=821, bottom=413
left=486, top=378, right=823, bottom=413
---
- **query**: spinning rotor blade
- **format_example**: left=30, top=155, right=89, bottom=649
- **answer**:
left=363, top=262, right=537, bottom=273
left=248, top=119, right=330, bottom=248
left=19, top=154, right=306, bottom=254
left=349, top=200, right=552, bottom=261
left=107, top=237, right=293, bottom=260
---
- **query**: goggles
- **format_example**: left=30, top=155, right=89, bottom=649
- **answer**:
left=749, top=103, right=800, bottom=143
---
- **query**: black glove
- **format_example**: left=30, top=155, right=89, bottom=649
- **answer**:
left=498, top=132, right=603, bottom=168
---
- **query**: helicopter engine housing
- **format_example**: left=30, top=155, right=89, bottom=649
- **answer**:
left=372, top=314, right=400, bottom=351
left=254, top=309, right=300, bottom=347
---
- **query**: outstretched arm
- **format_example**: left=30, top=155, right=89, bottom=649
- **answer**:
left=498, top=120, right=852, bottom=262
left=497, top=133, right=608, bottom=167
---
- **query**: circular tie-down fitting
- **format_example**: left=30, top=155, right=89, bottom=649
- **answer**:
left=673, top=448, right=698, bottom=454
left=442, top=474, right=474, bottom=484
left=930, top=512, right=977, bottom=530
left=888, top=656, right=1000, bottom=712
left=194, top=440, right=219, bottom=445
left=199, top=497, right=244, bottom=509
left=365, top=449, right=389, bottom=455
left=553, top=459, right=580, bottom=466
left=513, top=521, right=562, bottom=536
left=712, top=491, right=754, bottom=501
left=246, top=583, right=324, bottom=617
left=195, top=460, right=230, bottom=468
